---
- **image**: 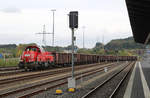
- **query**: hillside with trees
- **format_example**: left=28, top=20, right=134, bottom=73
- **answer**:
left=0, top=36, right=145, bottom=58
left=105, top=37, right=145, bottom=50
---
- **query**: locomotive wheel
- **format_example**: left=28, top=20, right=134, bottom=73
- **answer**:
left=24, top=66, right=30, bottom=71
left=47, top=61, right=53, bottom=68
left=45, top=62, right=49, bottom=68
left=18, top=62, right=24, bottom=69
left=40, top=62, right=47, bottom=70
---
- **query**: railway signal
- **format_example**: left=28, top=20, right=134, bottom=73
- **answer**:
left=68, top=11, right=78, bottom=90
left=69, top=11, right=78, bottom=29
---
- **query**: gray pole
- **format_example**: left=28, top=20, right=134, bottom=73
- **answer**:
left=43, top=25, right=46, bottom=45
left=72, top=28, right=74, bottom=78
left=82, top=26, right=85, bottom=49
left=51, top=9, right=56, bottom=46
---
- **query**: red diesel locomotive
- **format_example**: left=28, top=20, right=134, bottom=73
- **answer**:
left=18, top=45, right=137, bottom=70
left=18, top=45, right=54, bottom=69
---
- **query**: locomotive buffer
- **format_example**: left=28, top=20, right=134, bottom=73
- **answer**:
left=68, top=11, right=78, bottom=92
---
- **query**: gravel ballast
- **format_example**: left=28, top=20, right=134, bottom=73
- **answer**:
left=31, top=62, right=129, bottom=98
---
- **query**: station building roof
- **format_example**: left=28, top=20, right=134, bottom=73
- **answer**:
left=126, top=0, right=150, bottom=44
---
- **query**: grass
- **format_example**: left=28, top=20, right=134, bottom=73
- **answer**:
left=0, top=58, right=19, bottom=67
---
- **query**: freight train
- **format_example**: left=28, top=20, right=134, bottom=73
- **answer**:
left=18, top=45, right=137, bottom=70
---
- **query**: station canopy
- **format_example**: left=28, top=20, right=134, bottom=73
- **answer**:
left=126, top=0, right=150, bottom=44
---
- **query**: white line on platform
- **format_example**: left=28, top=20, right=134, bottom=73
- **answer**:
left=123, top=62, right=137, bottom=98
left=139, top=62, right=150, bottom=98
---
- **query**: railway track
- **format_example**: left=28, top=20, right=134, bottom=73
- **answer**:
left=0, top=69, right=25, bottom=76
left=0, top=66, right=25, bottom=76
left=0, top=62, right=107, bottom=77
left=0, top=66, right=18, bottom=71
left=108, top=62, right=135, bottom=98
left=81, top=61, right=135, bottom=98
left=0, top=62, right=120, bottom=98
left=0, top=62, right=111, bottom=85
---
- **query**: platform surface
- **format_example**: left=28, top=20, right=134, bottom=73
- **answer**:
left=124, top=56, right=150, bottom=98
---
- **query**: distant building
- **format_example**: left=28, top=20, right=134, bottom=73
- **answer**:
left=64, top=45, right=78, bottom=53
left=0, top=53, right=13, bottom=58
left=0, top=54, right=3, bottom=58
left=94, top=42, right=104, bottom=49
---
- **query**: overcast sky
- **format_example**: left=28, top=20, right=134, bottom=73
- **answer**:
left=0, top=0, right=132, bottom=48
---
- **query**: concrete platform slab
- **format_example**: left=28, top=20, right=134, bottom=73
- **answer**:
left=124, top=61, right=150, bottom=98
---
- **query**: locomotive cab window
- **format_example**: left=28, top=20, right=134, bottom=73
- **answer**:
left=32, top=48, right=37, bottom=52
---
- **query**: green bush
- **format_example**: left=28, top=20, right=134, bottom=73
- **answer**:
left=0, top=58, right=19, bottom=67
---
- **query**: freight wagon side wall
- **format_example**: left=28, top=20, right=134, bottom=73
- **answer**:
left=52, top=52, right=137, bottom=66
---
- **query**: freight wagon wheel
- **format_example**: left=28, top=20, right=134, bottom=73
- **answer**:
left=32, top=66, right=38, bottom=71
left=40, top=62, right=46, bottom=70
left=64, top=63, right=68, bottom=67
left=47, top=61, right=53, bottom=68
left=48, top=61, right=56, bottom=68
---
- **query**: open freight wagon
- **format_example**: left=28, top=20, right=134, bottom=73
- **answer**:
left=18, top=45, right=137, bottom=70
